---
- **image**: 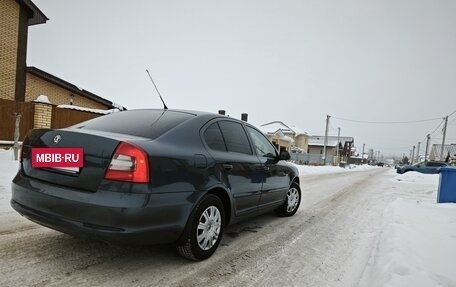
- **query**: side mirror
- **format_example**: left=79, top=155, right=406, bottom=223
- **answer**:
left=279, top=150, right=291, bottom=161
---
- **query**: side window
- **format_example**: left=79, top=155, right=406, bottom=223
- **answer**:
left=218, top=121, right=252, bottom=155
left=203, top=123, right=227, bottom=151
left=246, top=126, right=277, bottom=158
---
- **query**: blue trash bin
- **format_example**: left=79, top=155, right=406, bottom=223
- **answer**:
left=437, top=167, right=456, bottom=203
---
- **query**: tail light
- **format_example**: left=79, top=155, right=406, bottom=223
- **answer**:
left=105, top=142, right=150, bottom=183
left=20, top=135, right=28, bottom=163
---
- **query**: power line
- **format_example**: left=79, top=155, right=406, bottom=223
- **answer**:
left=331, top=115, right=442, bottom=124
left=429, top=119, right=445, bottom=137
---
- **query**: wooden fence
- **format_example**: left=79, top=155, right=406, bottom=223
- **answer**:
left=51, top=106, right=100, bottom=129
left=0, top=99, right=104, bottom=141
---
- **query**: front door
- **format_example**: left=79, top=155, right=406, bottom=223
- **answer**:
left=246, top=126, right=289, bottom=210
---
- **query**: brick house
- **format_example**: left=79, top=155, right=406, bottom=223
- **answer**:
left=1, top=0, right=124, bottom=141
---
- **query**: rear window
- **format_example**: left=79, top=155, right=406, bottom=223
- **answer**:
left=72, top=110, right=194, bottom=139
left=203, top=123, right=227, bottom=151
left=427, top=162, right=446, bottom=167
left=218, top=121, right=252, bottom=155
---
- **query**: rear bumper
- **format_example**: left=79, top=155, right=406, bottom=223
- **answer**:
left=11, top=172, right=196, bottom=245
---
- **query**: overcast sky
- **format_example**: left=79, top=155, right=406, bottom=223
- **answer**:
left=27, top=0, right=456, bottom=158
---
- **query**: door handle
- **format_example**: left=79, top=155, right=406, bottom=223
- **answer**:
left=256, top=165, right=269, bottom=171
left=223, top=164, right=233, bottom=171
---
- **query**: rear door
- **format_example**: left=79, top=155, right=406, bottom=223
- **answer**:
left=203, top=120, right=262, bottom=216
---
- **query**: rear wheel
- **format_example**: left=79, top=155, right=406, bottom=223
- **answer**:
left=276, top=182, right=301, bottom=217
left=176, top=194, right=224, bottom=261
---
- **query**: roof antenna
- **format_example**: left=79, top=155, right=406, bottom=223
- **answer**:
left=146, top=69, right=168, bottom=109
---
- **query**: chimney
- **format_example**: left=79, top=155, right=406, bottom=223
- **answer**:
left=218, top=110, right=226, bottom=115
left=241, top=113, right=248, bottom=122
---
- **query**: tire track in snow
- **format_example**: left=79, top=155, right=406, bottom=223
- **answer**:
left=0, top=168, right=389, bottom=287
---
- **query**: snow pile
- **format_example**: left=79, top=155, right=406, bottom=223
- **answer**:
left=34, top=95, right=51, bottom=104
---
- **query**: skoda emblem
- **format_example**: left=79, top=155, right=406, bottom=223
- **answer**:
left=53, top=135, right=61, bottom=144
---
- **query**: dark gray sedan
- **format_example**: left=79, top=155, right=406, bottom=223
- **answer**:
left=11, top=109, right=300, bottom=260
left=396, top=161, right=449, bottom=174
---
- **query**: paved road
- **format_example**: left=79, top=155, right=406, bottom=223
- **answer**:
left=0, top=168, right=391, bottom=287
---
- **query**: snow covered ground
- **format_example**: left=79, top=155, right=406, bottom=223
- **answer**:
left=1, top=148, right=455, bottom=286
left=0, top=149, right=19, bottom=213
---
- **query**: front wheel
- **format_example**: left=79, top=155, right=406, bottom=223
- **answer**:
left=176, top=194, right=225, bottom=261
left=275, top=182, right=301, bottom=217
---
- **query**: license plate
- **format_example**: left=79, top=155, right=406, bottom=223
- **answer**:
left=31, top=147, right=84, bottom=168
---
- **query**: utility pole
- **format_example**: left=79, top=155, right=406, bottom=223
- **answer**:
left=336, top=127, right=340, bottom=164
left=13, top=113, right=22, bottom=160
left=416, top=141, right=421, bottom=163
left=322, top=115, right=330, bottom=165
left=411, top=145, right=416, bottom=164
left=362, top=143, right=365, bottom=164
left=424, top=134, right=431, bottom=161
left=440, top=116, right=448, bottom=161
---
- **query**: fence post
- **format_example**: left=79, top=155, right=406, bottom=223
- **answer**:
left=33, top=102, right=53, bottom=129
left=13, top=113, right=22, bottom=160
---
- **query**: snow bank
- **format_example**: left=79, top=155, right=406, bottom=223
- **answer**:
left=369, top=198, right=456, bottom=287
left=291, top=163, right=381, bottom=176
left=361, top=171, right=456, bottom=287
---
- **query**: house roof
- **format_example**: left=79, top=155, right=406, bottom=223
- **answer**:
left=26, top=67, right=126, bottom=110
left=260, top=121, right=308, bottom=136
left=308, top=137, right=339, bottom=147
left=17, top=0, right=48, bottom=25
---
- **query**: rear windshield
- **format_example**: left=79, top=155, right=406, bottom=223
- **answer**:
left=71, top=110, right=195, bottom=139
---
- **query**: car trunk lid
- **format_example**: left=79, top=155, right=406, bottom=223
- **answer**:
left=21, top=128, right=147, bottom=192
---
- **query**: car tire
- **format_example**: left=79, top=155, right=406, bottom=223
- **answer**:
left=275, top=182, right=301, bottom=217
left=176, top=194, right=225, bottom=261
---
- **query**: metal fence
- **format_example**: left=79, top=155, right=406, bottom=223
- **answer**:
left=290, top=153, right=334, bottom=165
